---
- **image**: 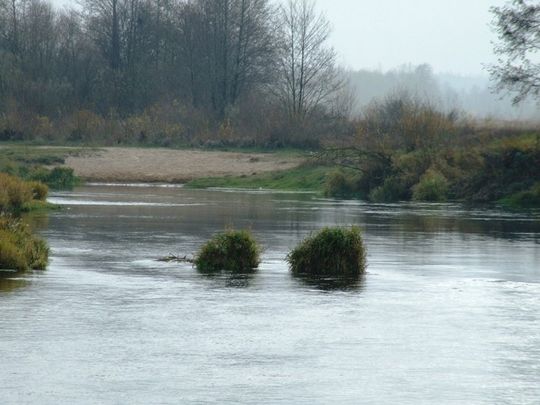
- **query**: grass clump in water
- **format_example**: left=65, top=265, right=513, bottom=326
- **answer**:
left=195, top=229, right=261, bottom=273
left=0, top=216, right=49, bottom=271
left=287, top=227, right=366, bottom=278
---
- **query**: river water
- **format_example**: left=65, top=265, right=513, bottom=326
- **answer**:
left=1, top=184, right=539, bottom=404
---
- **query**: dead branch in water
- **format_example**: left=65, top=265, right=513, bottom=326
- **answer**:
left=157, top=254, right=195, bottom=264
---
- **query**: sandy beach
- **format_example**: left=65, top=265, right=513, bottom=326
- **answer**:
left=65, top=147, right=304, bottom=183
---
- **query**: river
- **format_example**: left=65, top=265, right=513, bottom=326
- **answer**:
left=1, top=184, right=539, bottom=404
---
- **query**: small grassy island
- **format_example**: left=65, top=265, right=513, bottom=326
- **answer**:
left=287, top=227, right=367, bottom=278
left=195, top=229, right=261, bottom=273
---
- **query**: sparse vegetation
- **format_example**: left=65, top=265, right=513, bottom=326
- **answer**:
left=287, top=227, right=366, bottom=278
left=195, top=230, right=261, bottom=273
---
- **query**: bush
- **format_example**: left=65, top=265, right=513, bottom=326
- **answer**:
left=412, top=168, right=449, bottom=202
left=287, top=227, right=366, bottom=278
left=29, top=167, right=79, bottom=189
left=0, top=216, right=49, bottom=271
left=0, top=238, right=27, bottom=271
left=0, top=173, right=34, bottom=212
left=324, top=170, right=359, bottom=198
left=28, top=181, right=49, bottom=201
left=501, top=183, right=540, bottom=208
left=369, top=176, right=409, bottom=202
left=195, top=229, right=261, bottom=273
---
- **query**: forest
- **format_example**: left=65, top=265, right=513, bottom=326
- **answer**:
left=0, top=0, right=349, bottom=147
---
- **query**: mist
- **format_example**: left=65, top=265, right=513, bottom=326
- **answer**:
left=345, top=64, right=539, bottom=121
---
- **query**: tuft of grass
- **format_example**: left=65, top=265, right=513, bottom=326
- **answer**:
left=195, top=229, right=261, bottom=273
left=187, top=164, right=337, bottom=192
left=287, top=227, right=366, bottom=278
left=0, top=215, right=49, bottom=271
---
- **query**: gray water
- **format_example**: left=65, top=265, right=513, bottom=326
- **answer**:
left=1, top=184, right=539, bottom=405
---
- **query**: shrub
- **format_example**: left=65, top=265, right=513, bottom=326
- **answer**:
left=412, top=168, right=449, bottom=202
left=0, top=216, right=49, bottom=271
left=0, top=173, right=33, bottom=212
left=369, top=176, right=409, bottom=202
left=28, top=181, right=49, bottom=201
left=195, top=229, right=261, bottom=273
left=500, top=183, right=540, bottom=208
left=324, top=170, right=359, bottom=198
left=287, top=227, right=366, bottom=278
left=30, top=167, right=79, bottom=190
left=0, top=238, right=27, bottom=271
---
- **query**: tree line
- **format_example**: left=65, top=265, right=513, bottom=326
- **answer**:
left=0, top=0, right=347, bottom=146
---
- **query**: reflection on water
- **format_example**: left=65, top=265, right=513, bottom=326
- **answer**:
left=1, top=184, right=539, bottom=405
left=0, top=272, right=30, bottom=293
left=292, top=273, right=366, bottom=292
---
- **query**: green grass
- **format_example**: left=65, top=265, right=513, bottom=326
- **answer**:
left=287, top=227, right=367, bottom=278
left=187, top=164, right=337, bottom=192
left=0, top=145, right=86, bottom=165
left=195, top=229, right=261, bottom=273
left=0, top=145, right=85, bottom=189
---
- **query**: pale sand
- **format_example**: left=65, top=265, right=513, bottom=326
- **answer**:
left=65, top=147, right=304, bottom=183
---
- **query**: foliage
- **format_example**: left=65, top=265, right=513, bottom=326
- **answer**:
left=195, top=230, right=261, bottom=273
left=412, top=169, right=449, bottom=202
left=287, top=227, right=366, bottom=277
left=29, top=167, right=79, bottom=190
left=27, top=181, right=49, bottom=201
left=0, top=173, right=34, bottom=212
left=0, top=0, right=349, bottom=148
left=500, top=183, right=540, bottom=209
left=0, top=146, right=82, bottom=189
left=320, top=91, right=540, bottom=207
left=323, top=170, right=360, bottom=198
left=0, top=216, right=49, bottom=271
left=490, top=1, right=540, bottom=103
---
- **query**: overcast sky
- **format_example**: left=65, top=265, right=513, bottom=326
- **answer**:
left=51, top=0, right=507, bottom=76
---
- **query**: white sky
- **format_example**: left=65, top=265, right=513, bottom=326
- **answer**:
left=51, top=0, right=508, bottom=76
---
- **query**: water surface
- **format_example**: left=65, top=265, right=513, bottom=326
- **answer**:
left=1, top=185, right=539, bottom=404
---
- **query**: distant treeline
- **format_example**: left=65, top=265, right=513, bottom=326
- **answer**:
left=0, top=0, right=348, bottom=147
left=346, top=64, right=540, bottom=121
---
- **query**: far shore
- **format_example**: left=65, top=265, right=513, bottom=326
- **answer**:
left=64, top=147, right=305, bottom=183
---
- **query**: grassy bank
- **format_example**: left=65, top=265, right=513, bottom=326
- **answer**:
left=0, top=145, right=83, bottom=189
left=186, top=163, right=336, bottom=192
left=0, top=173, right=50, bottom=271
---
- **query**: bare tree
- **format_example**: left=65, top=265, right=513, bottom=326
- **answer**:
left=275, top=0, right=341, bottom=121
left=490, top=0, right=540, bottom=104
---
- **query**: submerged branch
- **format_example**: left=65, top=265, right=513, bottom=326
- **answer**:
left=157, top=254, right=195, bottom=264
